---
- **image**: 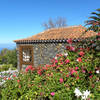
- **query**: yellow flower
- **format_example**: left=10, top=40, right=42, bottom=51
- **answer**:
left=34, top=91, right=38, bottom=95
left=72, top=82, right=74, bottom=85
left=90, top=93, right=94, bottom=98
left=66, top=87, right=70, bottom=91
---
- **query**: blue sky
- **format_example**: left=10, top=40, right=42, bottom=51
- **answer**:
left=0, top=0, right=100, bottom=43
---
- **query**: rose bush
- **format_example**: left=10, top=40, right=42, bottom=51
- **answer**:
left=0, top=36, right=100, bottom=100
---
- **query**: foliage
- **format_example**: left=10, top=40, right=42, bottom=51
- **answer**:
left=0, top=35, right=100, bottom=100
left=85, top=8, right=100, bottom=32
left=42, top=17, right=67, bottom=30
left=0, top=49, right=17, bottom=68
left=0, top=64, right=16, bottom=72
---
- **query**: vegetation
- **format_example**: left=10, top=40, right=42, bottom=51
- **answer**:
left=85, top=8, right=100, bottom=32
left=0, top=64, right=16, bottom=72
left=0, top=34, right=100, bottom=100
left=0, top=49, right=17, bottom=71
left=42, top=17, right=67, bottom=30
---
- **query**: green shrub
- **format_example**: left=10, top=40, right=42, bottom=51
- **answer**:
left=0, top=49, right=17, bottom=68
left=0, top=36, right=100, bottom=100
left=0, top=64, right=16, bottom=72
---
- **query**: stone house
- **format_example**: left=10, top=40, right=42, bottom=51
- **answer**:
left=14, top=26, right=96, bottom=71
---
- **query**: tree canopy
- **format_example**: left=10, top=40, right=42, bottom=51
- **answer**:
left=0, top=49, right=17, bottom=67
left=42, top=17, right=67, bottom=30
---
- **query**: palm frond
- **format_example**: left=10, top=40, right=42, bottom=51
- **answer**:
left=89, top=16, right=100, bottom=21
left=91, top=12, right=100, bottom=17
left=96, top=8, right=100, bottom=12
left=85, top=8, right=100, bottom=32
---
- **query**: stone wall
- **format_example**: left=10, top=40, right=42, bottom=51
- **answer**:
left=33, top=43, right=67, bottom=67
left=16, top=43, right=68, bottom=70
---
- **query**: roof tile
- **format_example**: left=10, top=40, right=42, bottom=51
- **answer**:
left=14, top=26, right=97, bottom=42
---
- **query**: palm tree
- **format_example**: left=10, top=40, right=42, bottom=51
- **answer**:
left=85, top=8, right=100, bottom=32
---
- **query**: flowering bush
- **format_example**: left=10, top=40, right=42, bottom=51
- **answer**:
left=0, top=36, right=100, bottom=100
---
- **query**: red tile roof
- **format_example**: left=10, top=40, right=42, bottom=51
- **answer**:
left=14, top=25, right=97, bottom=43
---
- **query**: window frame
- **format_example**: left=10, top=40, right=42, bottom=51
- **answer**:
left=19, top=45, right=34, bottom=70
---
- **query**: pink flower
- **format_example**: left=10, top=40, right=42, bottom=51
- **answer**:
left=66, top=74, right=69, bottom=77
left=70, top=46, right=75, bottom=51
left=56, top=65, right=60, bottom=69
left=60, top=62, right=63, bottom=65
left=42, top=67, right=48, bottom=70
left=17, top=80, right=20, bottom=83
left=40, top=92, right=43, bottom=96
left=55, top=60, right=58, bottom=63
left=89, top=75, right=93, bottom=78
left=97, top=32, right=100, bottom=36
left=25, top=65, right=34, bottom=72
left=65, top=59, right=70, bottom=64
left=8, top=77, right=11, bottom=80
left=19, top=85, right=21, bottom=88
left=79, top=51, right=84, bottom=56
left=59, top=78, right=63, bottom=83
left=77, top=57, right=82, bottom=62
left=66, top=46, right=70, bottom=50
left=75, top=67, right=78, bottom=70
left=50, top=92, right=55, bottom=96
left=76, top=76, right=79, bottom=80
left=37, top=70, right=42, bottom=75
left=13, top=75, right=16, bottom=77
left=82, top=70, right=86, bottom=73
left=67, top=39, right=72, bottom=44
left=71, top=69, right=77, bottom=75
left=80, top=48, right=84, bottom=50
left=4, top=77, right=6, bottom=80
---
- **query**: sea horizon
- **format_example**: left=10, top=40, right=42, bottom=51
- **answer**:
left=0, top=43, right=16, bottom=51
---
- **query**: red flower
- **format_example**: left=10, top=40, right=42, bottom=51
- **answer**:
left=70, top=46, right=75, bottom=51
left=77, top=57, right=82, bottom=62
left=66, top=74, right=69, bottom=77
left=82, top=70, right=86, bottom=73
left=17, top=80, right=20, bottom=83
left=60, top=62, right=63, bottom=65
left=76, top=76, right=79, bottom=80
left=13, top=75, right=16, bottom=77
left=19, top=85, right=21, bottom=88
left=8, top=77, right=11, bottom=80
left=80, top=48, right=84, bottom=50
left=25, top=65, right=34, bottom=72
left=79, top=51, right=84, bottom=56
left=4, top=77, right=6, bottom=80
left=97, top=32, right=100, bottom=36
left=65, top=59, right=70, bottom=64
left=40, top=92, right=43, bottom=96
left=75, top=67, right=78, bottom=70
left=55, top=60, right=58, bottom=63
left=86, top=47, right=90, bottom=51
left=37, top=70, right=42, bottom=75
left=66, top=46, right=70, bottom=50
left=50, top=92, right=55, bottom=96
left=67, top=39, right=72, bottom=44
left=59, top=78, right=63, bottom=83
left=42, top=67, right=48, bottom=70
left=71, top=69, right=77, bottom=75
left=89, top=75, right=93, bottom=78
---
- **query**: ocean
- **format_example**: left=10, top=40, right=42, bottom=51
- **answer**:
left=0, top=43, right=16, bottom=52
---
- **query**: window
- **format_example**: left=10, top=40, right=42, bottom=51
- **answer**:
left=22, top=48, right=32, bottom=62
left=19, top=45, right=33, bottom=70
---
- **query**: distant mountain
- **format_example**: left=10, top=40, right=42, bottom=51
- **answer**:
left=0, top=43, right=16, bottom=51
